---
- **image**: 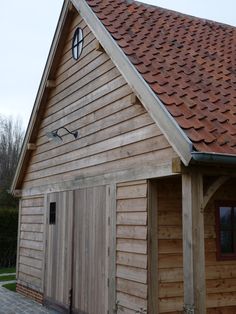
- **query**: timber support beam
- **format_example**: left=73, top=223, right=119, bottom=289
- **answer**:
left=182, top=170, right=206, bottom=314
left=201, top=176, right=230, bottom=212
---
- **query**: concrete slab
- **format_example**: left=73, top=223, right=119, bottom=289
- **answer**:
left=0, top=286, right=58, bottom=314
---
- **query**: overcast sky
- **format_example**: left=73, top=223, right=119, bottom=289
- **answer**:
left=0, top=0, right=235, bottom=129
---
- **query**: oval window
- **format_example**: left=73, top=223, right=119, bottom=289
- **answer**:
left=72, top=27, right=84, bottom=60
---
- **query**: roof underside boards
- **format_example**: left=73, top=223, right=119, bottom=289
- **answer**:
left=85, top=0, right=236, bottom=155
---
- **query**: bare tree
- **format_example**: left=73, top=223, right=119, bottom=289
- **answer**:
left=0, top=115, right=24, bottom=207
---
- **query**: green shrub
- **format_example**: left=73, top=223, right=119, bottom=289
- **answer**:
left=0, top=208, right=18, bottom=267
left=0, top=267, right=16, bottom=274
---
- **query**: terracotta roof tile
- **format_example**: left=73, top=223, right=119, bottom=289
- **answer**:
left=86, top=0, right=236, bottom=155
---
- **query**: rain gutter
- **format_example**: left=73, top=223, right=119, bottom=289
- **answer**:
left=191, top=152, right=236, bottom=165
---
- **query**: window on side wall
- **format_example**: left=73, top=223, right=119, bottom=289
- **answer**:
left=216, top=202, right=236, bottom=260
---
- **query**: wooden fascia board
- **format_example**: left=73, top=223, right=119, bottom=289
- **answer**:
left=11, top=0, right=71, bottom=193
left=72, top=0, right=193, bottom=166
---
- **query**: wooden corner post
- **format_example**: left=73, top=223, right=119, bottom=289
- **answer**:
left=182, top=171, right=206, bottom=314
left=148, top=181, right=158, bottom=314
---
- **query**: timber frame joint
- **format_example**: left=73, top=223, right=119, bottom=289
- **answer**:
left=201, top=176, right=230, bottom=212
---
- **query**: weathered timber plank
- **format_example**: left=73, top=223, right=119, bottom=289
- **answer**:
left=117, top=239, right=147, bottom=254
left=206, top=292, right=236, bottom=309
left=206, top=265, right=236, bottom=280
left=206, top=278, right=236, bottom=294
left=21, top=207, right=44, bottom=215
left=48, top=66, right=120, bottom=111
left=117, top=278, right=147, bottom=299
left=117, top=184, right=147, bottom=200
left=20, top=240, right=43, bottom=251
left=20, top=231, right=43, bottom=242
left=20, top=223, right=44, bottom=232
left=19, top=263, right=42, bottom=279
left=18, top=272, right=41, bottom=288
left=159, top=296, right=183, bottom=313
left=117, top=212, right=147, bottom=226
left=34, top=112, right=152, bottom=166
left=24, top=147, right=173, bottom=190
left=117, top=226, right=147, bottom=240
left=116, top=292, right=147, bottom=312
left=116, top=252, right=147, bottom=269
left=26, top=135, right=167, bottom=181
left=21, top=198, right=44, bottom=207
left=40, top=80, right=129, bottom=131
left=159, top=282, right=184, bottom=298
left=51, top=55, right=113, bottom=102
left=19, top=256, right=43, bottom=270
left=30, top=124, right=161, bottom=173
left=158, top=226, right=182, bottom=240
left=23, top=148, right=175, bottom=189
left=116, top=265, right=147, bottom=284
left=117, top=180, right=147, bottom=187
left=21, top=215, right=44, bottom=224
left=159, top=268, right=183, bottom=283
left=158, top=239, right=183, bottom=254
left=158, top=253, right=183, bottom=269
left=50, top=59, right=116, bottom=108
left=117, top=198, right=147, bottom=212
left=20, top=248, right=43, bottom=260
left=158, top=211, right=182, bottom=226
left=38, top=99, right=146, bottom=150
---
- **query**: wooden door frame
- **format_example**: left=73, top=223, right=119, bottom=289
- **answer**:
left=43, top=191, right=73, bottom=313
left=43, top=185, right=116, bottom=313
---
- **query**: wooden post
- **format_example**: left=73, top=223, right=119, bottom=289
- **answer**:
left=148, top=181, right=158, bottom=314
left=107, top=184, right=116, bottom=314
left=182, top=171, right=206, bottom=314
left=16, top=199, right=22, bottom=281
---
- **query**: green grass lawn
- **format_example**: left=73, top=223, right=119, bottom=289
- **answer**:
left=2, top=282, right=16, bottom=292
left=0, top=275, right=16, bottom=282
left=0, top=267, right=16, bottom=274
left=0, top=268, right=16, bottom=292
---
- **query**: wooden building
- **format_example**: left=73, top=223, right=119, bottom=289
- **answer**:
left=12, top=0, right=236, bottom=313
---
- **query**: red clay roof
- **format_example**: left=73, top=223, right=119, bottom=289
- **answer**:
left=86, top=0, right=236, bottom=155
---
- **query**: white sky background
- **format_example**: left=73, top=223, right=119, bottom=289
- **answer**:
left=0, top=0, right=235, bottom=130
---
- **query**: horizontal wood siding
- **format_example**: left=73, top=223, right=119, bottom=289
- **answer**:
left=205, top=179, right=236, bottom=312
left=116, top=181, right=148, bottom=314
left=156, top=177, right=236, bottom=313
left=18, top=196, right=44, bottom=291
left=22, top=11, right=177, bottom=191
left=157, top=178, right=183, bottom=314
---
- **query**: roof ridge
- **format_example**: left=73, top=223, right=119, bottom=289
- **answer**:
left=125, top=0, right=236, bottom=30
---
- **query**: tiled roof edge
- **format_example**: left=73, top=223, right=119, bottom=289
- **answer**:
left=72, top=0, right=193, bottom=165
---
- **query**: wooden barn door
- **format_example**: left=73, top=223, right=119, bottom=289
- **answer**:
left=44, top=191, right=74, bottom=312
left=72, top=186, right=108, bottom=314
